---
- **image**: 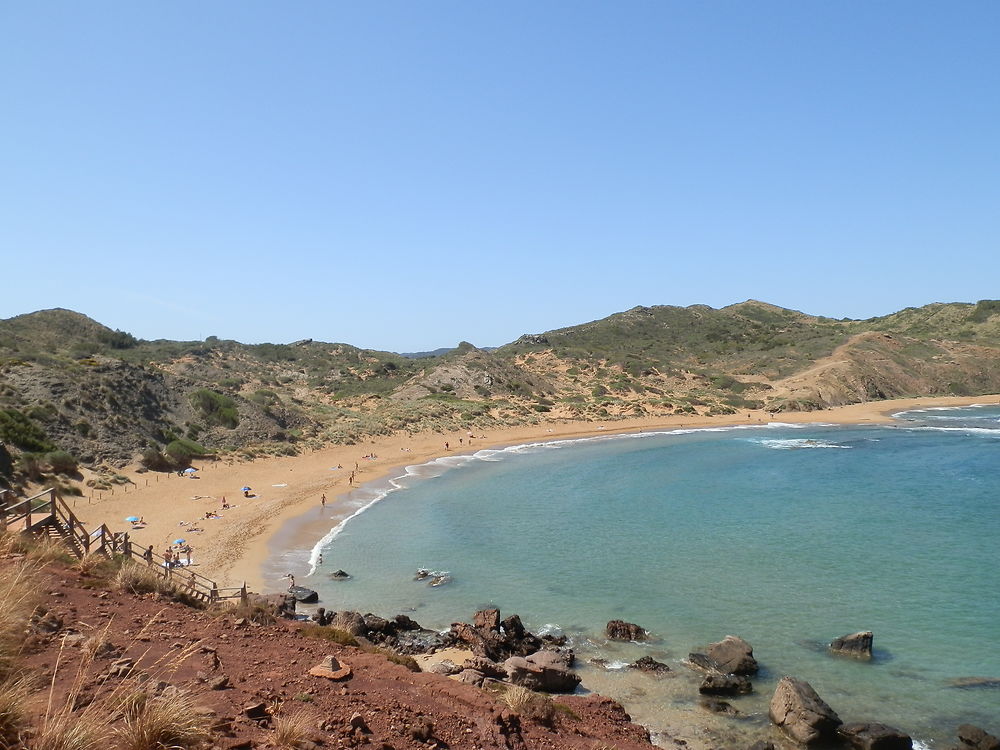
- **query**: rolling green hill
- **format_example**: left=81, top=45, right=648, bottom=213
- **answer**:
left=2, top=300, right=999, bottom=488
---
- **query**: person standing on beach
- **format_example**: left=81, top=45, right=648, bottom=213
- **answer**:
left=143, top=545, right=154, bottom=565
left=321, top=493, right=326, bottom=508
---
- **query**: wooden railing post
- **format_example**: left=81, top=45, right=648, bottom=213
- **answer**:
left=240, top=582, right=248, bottom=607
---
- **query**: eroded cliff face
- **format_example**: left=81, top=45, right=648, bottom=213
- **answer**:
left=764, top=333, right=1000, bottom=411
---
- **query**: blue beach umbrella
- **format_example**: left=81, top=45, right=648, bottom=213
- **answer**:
left=183, top=467, right=197, bottom=474
left=125, top=516, right=140, bottom=523
left=241, top=486, right=251, bottom=492
left=173, top=538, right=186, bottom=545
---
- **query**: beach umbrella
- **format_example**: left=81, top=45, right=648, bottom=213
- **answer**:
left=125, top=516, right=140, bottom=523
left=173, top=538, right=186, bottom=545
left=183, top=467, right=197, bottom=474
left=241, top=486, right=251, bottom=492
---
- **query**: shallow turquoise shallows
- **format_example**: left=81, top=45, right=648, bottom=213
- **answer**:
left=275, top=406, right=1000, bottom=744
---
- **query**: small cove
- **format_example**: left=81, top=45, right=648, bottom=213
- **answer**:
left=263, top=407, right=1000, bottom=747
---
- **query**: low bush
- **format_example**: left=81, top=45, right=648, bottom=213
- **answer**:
left=46, top=450, right=78, bottom=474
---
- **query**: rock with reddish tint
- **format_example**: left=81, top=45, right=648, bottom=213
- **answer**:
left=410, top=717, right=434, bottom=741
left=830, top=631, right=874, bottom=659
left=956, top=725, right=1000, bottom=750
left=769, top=676, right=842, bottom=745
left=700, top=671, right=752, bottom=695
left=605, top=620, right=648, bottom=641
left=349, top=712, right=368, bottom=732
left=474, top=608, right=501, bottom=632
left=839, top=722, right=913, bottom=750
left=501, top=614, right=526, bottom=640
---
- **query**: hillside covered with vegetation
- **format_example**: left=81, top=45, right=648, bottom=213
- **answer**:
left=2, top=300, right=999, bottom=489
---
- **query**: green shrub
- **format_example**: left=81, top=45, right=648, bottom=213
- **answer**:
left=189, top=389, right=239, bottom=428
left=0, top=409, right=56, bottom=452
left=164, top=439, right=208, bottom=466
left=46, top=450, right=78, bottom=474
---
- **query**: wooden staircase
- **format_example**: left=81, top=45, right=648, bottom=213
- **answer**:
left=1, top=487, right=247, bottom=606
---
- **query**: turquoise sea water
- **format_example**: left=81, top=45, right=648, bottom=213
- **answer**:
left=268, top=406, right=1000, bottom=746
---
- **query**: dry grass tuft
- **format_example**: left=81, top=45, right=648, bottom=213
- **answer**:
left=0, top=672, right=33, bottom=749
left=114, top=561, right=173, bottom=596
left=116, top=689, right=212, bottom=750
left=24, top=535, right=76, bottom=565
left=0, top=558, right=41, bottom=677
left=502, top=684, right=556, bottom=726
left=31, top=710, right=110, bottom=750
left=272, top=708, right=317, bottom=749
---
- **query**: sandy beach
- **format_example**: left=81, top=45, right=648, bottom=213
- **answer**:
left=66, top=394, right=1000, bottom=594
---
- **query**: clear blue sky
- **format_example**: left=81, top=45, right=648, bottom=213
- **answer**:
left=3, top=2, right=998, bottom=352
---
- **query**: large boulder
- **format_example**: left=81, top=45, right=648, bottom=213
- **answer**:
left=691, top=635, right=758, bottom=675
left=329, top=611, right=367, bottom=637
left=956, top=725, right=1000, bottom=750
left=830, top=631, right=874, bottom=659
left=287, top=585, right=319, bottom=603
left=504, top=650, right=581, bottom=693
left=769, top=676, right=842, bottom=745
left=839, top=722, right=913, bottom=750
left=605, top=620, right=648, bottom=641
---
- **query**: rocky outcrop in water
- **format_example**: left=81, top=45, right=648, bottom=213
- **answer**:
left=605, top=620, right=648, bottom=641
left=690, top=635, right=759, bottom=675
left=830, top=630, right=874, bottom=658
left=769, top=676, right=842, bottom=745
left=839, top=722, right=913, bottom=750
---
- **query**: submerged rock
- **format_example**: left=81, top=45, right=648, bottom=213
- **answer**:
left=830, top=631, right=874, bottom=659
left=700, top=671, right=752, bottom=695
left=630, top=655, right=671, bottom=674
left=769, top=676, right=842, bottom=745
left=949, top=676, right=1000, bottom=690
left=956, top=724, right=1000, bottom=750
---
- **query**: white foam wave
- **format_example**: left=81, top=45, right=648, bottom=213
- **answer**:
left=604, top=660, right=630, bottom=671
left=754, top=438, right=852, bottom=450
left=904, top=426, right=1000, bottom=437
left=535, top=623, right=564, bottom=638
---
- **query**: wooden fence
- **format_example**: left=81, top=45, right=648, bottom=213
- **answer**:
left=1, top=487, right=247, bottom=606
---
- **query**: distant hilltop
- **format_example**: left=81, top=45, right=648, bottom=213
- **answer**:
left=2, top=299, right=999, bottom=485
